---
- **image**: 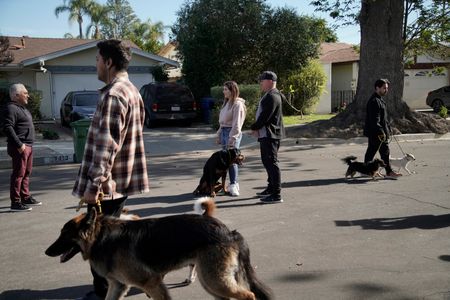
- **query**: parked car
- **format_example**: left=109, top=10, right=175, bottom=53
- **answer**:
left=139, top=82, right=197, bottom=128
left=426, top=85, right=450, bottom=112
left=60, top=90, right=99, bottom=127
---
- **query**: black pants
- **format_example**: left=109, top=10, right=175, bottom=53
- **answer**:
left=364, top=136, right=392, bottom=173
left=87, top=196, right=128, bottom=298
left=259, top=138, right=281, bottom=195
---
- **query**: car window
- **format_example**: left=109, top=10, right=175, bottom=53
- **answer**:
left=74, top=93, right=99, bottom=106
left=155, top=85, right=193, bottom=103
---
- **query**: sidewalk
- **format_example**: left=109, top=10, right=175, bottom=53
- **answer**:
left=1, top=121, right=450, bottom=170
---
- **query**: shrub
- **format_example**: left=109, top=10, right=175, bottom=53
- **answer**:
left=438, top=105, right=448, bottom=118
left=41, top=129, right=59, bottom=140
left=210, top=84, right=261, bottom=130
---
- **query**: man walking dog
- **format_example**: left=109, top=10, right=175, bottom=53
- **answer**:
left=363, top=78, right=402, bottom=178
left=72, top=39, right=149, bottom=300
left=251, top=71, right=285, bottom=204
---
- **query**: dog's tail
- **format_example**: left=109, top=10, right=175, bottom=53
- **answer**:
left=193, top=197, right=215, bottom=217
left=233, top=230, right=273, bottom=300
left=342, top=155, right=357, bottom=165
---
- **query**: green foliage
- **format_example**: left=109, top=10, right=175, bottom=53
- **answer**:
left=210, top=84, right=261, bottom=130
left=0, top=36, right=14, bottom=64
left=438, top=105, right=448, bottom=118
left=151, top=65, right=169, bottom=82
left=280, top=59, right=327, bottom=116
left=101, top=0, right=138, bottom=39
left=55, top=0, right=94, bottom=39
left=41, top=129, right=60, bottom=140
left=128, top=18, right=165, bottom=53
left=172, top=0, right=334, bottom=99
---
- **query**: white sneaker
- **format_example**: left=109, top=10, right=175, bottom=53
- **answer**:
left=228, top=183, right=240, bottom=196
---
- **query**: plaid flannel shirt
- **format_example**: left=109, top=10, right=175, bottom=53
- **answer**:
left=72, top=73, right=149, bottom=199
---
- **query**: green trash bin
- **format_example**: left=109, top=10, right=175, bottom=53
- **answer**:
left=71, top=119, right=92, bottom=163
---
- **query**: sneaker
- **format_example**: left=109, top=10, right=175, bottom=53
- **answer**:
left=256, top=188, right=273, bottom=197
left=10, top=202, right=32, bottom=212
left=260, top=194, right=283, bottom=204
left=386, top=171, right=402, bottom=178
left=22, top=196, right=42, bottom=206
left=228, top=184, right=240, bottom=196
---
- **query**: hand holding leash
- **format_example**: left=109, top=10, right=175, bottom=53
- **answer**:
left=76, top=192, right=104, bottom=213
left=378, top=133, right=386, bottom=142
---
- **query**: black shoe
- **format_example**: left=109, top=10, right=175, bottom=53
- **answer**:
left=22, top=196, right=42, bottom=206
left=256, top=188, right=273, bottom=196
left=10, top=202, right=32, bottom=212
left=260, top=194, right=283, bottom=204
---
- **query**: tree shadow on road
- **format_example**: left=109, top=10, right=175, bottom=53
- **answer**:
left=335, top=213, right=450, bottom=230
left=0, top=285, right=90, bottom=300
left=281, top=177, right=373, bottom=188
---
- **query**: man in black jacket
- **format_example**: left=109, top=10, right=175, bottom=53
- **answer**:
left=363, top=79, right=402, bottom=178
left=251, top=71, right=285, bottom=203
left=4, top=83, right=42, bottom=212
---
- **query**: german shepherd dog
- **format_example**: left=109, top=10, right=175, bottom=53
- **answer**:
left=45, top=198, right=272, bottom=300
left=342, top=155, right=386, bottom=179
left=193, top=148, right=245, bottom=197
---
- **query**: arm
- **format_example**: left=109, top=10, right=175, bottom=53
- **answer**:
left=367, top=99, right=384, bottom=136
left=3, top=105, right=23, bottom=149
left=84, top=95, right=127, bottom=201
left=250, top=94, right=276, bottom=131
left=228, top=101, right=246, bottom=147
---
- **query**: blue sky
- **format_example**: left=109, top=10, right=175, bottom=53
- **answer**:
left=0, top=0, right=360, bottom=44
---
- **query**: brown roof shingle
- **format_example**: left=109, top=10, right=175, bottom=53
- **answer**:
left=319, top=42, right=359, bottom=64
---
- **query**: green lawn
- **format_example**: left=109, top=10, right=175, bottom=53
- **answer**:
left=283, top=114, right=335, bottom=126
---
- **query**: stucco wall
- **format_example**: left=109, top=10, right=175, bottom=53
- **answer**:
left=316, top=63, right=332, bottom=114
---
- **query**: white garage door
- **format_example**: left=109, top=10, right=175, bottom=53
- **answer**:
left=52, top=73, right=153, bottom=118
left=52, top=73, right=103, bottom=118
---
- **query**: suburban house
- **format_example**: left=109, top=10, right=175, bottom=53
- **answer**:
left=0, top=36, right=179, bottom=119
left=158, top=41, right=182, bottom=82
left=318, top=42, right=450, bottom=114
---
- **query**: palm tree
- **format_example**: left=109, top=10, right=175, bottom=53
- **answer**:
left=129, top=19, right=165, bottom=53
left=86, top=3, right=111, bottom=39
left=55, top=0, right=94, bottom=39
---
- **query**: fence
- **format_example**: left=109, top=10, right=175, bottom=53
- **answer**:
left=331, top=90, right=355, bottom=112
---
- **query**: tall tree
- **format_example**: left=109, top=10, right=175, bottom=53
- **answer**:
left=55, top=0, right=94, bottom=39
left=129, top=19, right=165, bottom=53
left=0, top=36, right=14, bottom=65
left=293, top=0, right=449, bottom=138
left=101, top=0, right=138, bottom=39
left=86, top=2, right=111, bottom=39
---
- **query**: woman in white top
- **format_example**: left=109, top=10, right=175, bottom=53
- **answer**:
left=216, top=81, right=246, bottom=196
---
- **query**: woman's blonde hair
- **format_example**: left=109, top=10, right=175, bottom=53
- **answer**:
left=223, top=81, right=239, bottom=108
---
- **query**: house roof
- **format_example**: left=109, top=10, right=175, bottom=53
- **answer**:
left=3, top=36, right=178, bottom=67
left=319, top=42, right=359, bottom=64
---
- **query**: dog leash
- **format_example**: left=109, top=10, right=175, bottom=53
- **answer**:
left=76, top=192, right=104, bottom=213
left=392, top=135, right=407, bottom=156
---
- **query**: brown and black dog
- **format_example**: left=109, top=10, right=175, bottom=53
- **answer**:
left=45, top=198, right=272, bottom=300
left=342, top=155, right=386, bottom=179
left=193, top=148, right=244, bottom=197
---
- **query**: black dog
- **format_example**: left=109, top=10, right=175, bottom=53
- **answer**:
left=193, top=148, right=244, bottom=197
left=342, top=155, right=386, bottom=179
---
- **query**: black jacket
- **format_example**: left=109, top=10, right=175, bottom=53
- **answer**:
left=4, top=101, right=35, bottom=148
left=363, top=92, right=391, bottom=138
left=250, top=88, right=285, bottom=140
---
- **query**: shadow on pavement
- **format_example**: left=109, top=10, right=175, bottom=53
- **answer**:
left=0, top=285, right=90, bottom=300
left=335, top=214, right=450, bottom=230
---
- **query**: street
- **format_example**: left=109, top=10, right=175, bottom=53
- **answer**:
left=0, top=135, right=449, bottom=300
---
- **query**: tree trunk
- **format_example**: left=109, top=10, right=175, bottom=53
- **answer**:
left=288, top=0, right=448, bottom=138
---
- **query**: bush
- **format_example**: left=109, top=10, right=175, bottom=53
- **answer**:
left=210, top=84, right=261, bottom=130
left=41, top=129, right=59, bottom=140
left=438, top=105, right=448, bottom=118
left=279, top=59, right=326, bottom=116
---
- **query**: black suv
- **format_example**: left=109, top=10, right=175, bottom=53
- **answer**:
left=139, top=82, right=197, bottom=127
left=60, top=90, right=99, bottom=126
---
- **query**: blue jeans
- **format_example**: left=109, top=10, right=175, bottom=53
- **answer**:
left=220, top=127, right=242, bottom=184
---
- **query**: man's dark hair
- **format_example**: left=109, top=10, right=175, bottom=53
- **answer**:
left=374, top=78, right=390, bottom=89
left=97, top=39, right=131, bottom=71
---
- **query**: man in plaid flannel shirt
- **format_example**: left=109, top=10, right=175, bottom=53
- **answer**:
left=72, top=39, right=149, bottom=300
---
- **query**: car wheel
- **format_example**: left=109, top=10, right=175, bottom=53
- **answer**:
left=144, top=111, right=155, bottom=128
left=60, top=110, right=67, bottom=127
left=432, top=99, right=443, bottom=113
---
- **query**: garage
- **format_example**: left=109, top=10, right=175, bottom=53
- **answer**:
left=51, top=72, right=152, bottom=118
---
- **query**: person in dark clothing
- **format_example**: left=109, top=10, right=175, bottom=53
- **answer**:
left=251, top=71, right=285, bottom=204
left=4, top=83, right=42, bottom=212
left=363, top=78, right=402, bottom=178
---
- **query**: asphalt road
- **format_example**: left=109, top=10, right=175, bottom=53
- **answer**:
left=0, top=134, right=449, bottom=300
